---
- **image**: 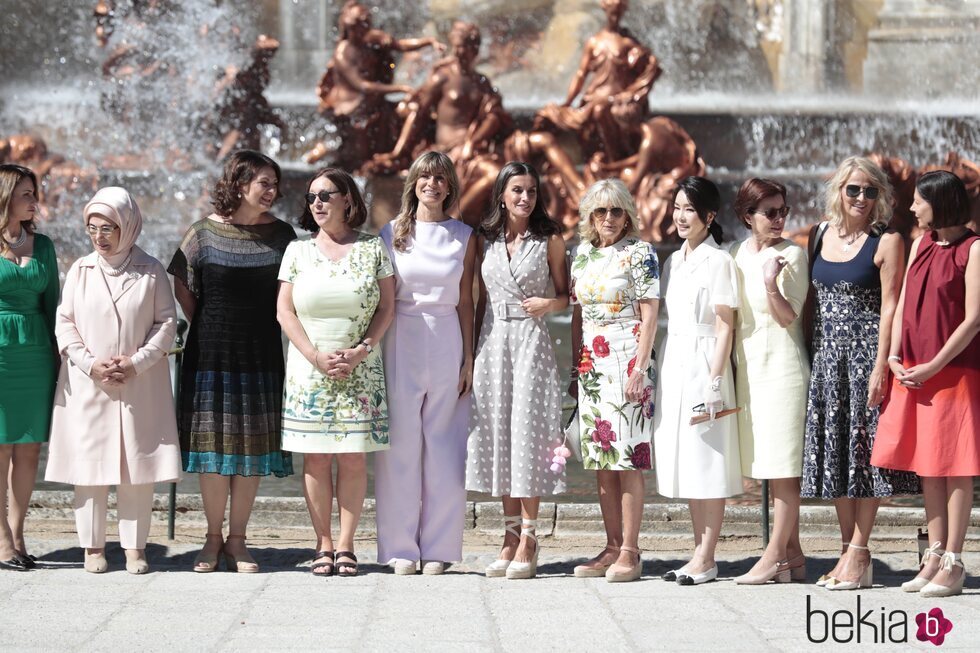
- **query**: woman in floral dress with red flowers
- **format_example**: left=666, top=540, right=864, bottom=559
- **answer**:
left=570, top=179, right=659, bottom=583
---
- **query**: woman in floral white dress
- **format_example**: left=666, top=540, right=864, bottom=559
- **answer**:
left=277, top=168, right=395, bottom=577
left=570, top=179, right=659, bottom=583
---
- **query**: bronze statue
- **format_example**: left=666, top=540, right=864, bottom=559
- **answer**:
left=209, top=34, right=287, bottom=161
left=533, top=0, right=661, bottom=164
left=868, top=153, right=918, bottom=241
left=586, top=117, right=705, bottom=242
left=0, top=134, right=98, bottom=221
left=303, top=1, right=445, bottom=169
left=94, top=1, right=114, bottom=48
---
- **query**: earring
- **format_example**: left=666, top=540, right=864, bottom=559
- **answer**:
left=500, top=203, right=505, bottom=209
left=236, top=193, right=242, bottom=199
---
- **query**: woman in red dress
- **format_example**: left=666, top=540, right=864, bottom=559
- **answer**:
left=872, top=171, right=980, bottom=598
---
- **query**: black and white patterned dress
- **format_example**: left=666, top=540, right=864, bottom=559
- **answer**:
left=800, top=232, right=919, bottom=498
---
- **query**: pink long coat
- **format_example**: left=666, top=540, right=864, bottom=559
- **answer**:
left=45, top=247, right=181, bottom=486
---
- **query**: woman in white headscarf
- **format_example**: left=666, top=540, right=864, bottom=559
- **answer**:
left=45, top=187, right=181, bottom=574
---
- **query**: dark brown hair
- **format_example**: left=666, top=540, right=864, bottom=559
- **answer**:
left=0, top=164, right=39, bottom=258
left=211, top=149, right=283, bottom=217
left=298, top=167, right=368, bottom=232
left=480, top=161, right=559, bottom=242
left=734, top=178, right=787, bottom=227
left=916, top=170, right=971, bottom=229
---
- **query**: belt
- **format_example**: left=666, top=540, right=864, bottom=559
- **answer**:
left=667, top=324, right=717, bottom=337
left=491, top=301, right=531, bottom=321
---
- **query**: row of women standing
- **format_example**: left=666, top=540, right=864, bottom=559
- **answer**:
left=1, top=152, right=976, bottom=594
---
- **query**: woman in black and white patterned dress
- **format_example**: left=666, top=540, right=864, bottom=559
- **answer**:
left=801, top=156, right=919, bottom=591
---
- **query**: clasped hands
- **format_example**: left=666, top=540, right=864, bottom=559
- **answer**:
left=90, top=356, right=136, bottom=386
left=314, top=346, right=367, bottom=380
left=888, top=358, right=937, bottom=391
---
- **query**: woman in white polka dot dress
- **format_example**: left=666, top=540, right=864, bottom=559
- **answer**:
left=465, top=162, right=569, bottom=580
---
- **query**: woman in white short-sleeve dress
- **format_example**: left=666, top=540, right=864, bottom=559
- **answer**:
left=654, top=176, right=741, bottom=586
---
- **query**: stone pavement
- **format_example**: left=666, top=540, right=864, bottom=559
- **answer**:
left=1, top=521, right=978, bottom=652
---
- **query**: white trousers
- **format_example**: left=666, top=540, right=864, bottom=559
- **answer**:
left=73, top=483, right=155, bottom=549
left=375, top=311, right=471, bottom=563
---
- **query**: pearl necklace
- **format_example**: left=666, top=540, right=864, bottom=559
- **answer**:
left=3, top=228, right=27, bottom=249
left=98, top=253, right=133, bottom=277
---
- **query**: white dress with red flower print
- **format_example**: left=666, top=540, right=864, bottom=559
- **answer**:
left=654, top=239, right=742, bottom=499
left=571, top=236, right=659, bottom=471
left=466, top=235, right=565, bottom=497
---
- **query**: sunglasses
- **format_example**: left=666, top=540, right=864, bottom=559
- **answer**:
left=85, top=224, right=119, bottom=236
left=593, top=207, right=625, bottom=219
left=844, top=184, right=880, bottom=200
left=752, top=206, right=791, bottom=220
left=305, top=190, right=343, bottom=204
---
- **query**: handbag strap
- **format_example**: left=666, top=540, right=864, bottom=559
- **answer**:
left=808, top=221, right=829, bottom=273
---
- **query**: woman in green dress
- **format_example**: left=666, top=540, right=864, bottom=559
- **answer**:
left=0, top=164, right=59, bottom=571
left=277, top=168, right=395, bottom=576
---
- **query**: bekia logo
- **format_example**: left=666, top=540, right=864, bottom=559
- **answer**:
left=806, top=595, right=954, bottom=646
left=916, top=607, right=953, bottom=646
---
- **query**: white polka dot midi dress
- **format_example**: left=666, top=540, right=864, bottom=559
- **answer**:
left=465, top=235, right=565, bottom=497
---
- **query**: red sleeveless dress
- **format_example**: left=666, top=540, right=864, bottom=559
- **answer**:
left=872, top=230, right=980, bottom=476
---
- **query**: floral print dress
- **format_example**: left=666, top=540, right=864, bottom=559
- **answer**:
left=278, top=234, right=393, bottom=453
left=571, top=236, right=659, bottom=471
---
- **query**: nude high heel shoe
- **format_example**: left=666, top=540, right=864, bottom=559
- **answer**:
left=826, top=544, right=872, bottom=591
left=84, top=550, right=108, bottom=574
left=816, top=543, right=848, bottom=587
left=902, top=541, right=944, bottom=593
left=125, top=549, right=150, bottom=575
left=485, top=515, right=520, bottom=578
left=506, top=519, right=539, bottom=580
left=920, top=552, right=966, bottom=598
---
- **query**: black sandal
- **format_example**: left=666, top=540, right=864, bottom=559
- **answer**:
left=335, top=551, right=358, bottom=577
left=311, top=550, right=335, bottom=576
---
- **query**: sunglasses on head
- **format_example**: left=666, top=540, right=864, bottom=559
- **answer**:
left=752, top=206, right=791, bottom=220
left=844, top=184, right=880, bottom=200
left=305, top=189, right=343, bottom=204
left=593, top=207, right=625, bottom=219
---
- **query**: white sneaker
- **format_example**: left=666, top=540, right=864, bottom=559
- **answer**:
left=391, top=558, right=417, bottom=575
left=421, top=560, right=446, bottom=575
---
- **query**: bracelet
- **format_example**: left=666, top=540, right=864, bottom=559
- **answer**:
left=887, top=355, right=901, bottom=362
left=765, top=287, right=779, bottom=295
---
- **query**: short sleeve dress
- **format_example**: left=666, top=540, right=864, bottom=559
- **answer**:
left=278, top=234, right=393, bottom=453
left=0, top=234, right=59, bottom=444
left=168, top=218, right=296, bottom=477
left=731, top=239, right=810, bottom=479
left=571, top=235, right=659, bottom=471
left=872, top=230, right=980, bottom=477
left=654, top=239, right=742, bottom=499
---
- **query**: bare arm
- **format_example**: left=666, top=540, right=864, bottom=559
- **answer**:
left=174, top=278, right=197, bottom=325
left=562, top=40, right=595, bottom=105
left=387, top=73, right=444, bottom=159
left=522, top=234, right=570, bottom=317
left=887, top=236, right=921, bottom=366
left=330, top=276, right=397, bottom=379
left=457, top=233, right=478, bottom=395
left=763, top=255, right=798, bottom=328
left=709, top=305, right=735, bottom=381
left=333, top=42, right=412, bottom=95
left=569, top=303, right=582, bottom=398
left=276, top=280, right=320, bottom=366
left=393, top=36, right=445, bottom=54
left=898, top=239, right=980, bottom=385
left=473, top=236, right=488, bottom=346
left=624, top=298, right=659, bottom=402
left=867, top=232, right=905, bottom=406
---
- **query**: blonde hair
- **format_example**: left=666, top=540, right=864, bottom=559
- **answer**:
left=391, top=151, right=460, bottom=252
left=824, top=156, right=894, bottom=232
left=0, top=164, right=38, bottom=259
left=577, top=178, right=638, bottom=247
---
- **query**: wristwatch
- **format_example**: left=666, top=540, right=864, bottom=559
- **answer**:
left=358, top=340, right=373, bottom=354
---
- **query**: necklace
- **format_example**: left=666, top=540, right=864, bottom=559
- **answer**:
left=838, top=228, right=862, bottom=253
left=3, top=228, right=27, bottom=249
left=98, top=253, right=133, bottom=277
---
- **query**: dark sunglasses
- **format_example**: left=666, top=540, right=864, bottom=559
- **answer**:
left=752, top=206, right=791, bottom=220
left=305, top=190, right=343, bottom=204
left=593, top=207, right=625, bottom=219
left=844, top=184, right=880, bottom=200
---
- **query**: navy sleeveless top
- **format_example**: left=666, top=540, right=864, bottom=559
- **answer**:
left=812, top=233, right=881, bottom=289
